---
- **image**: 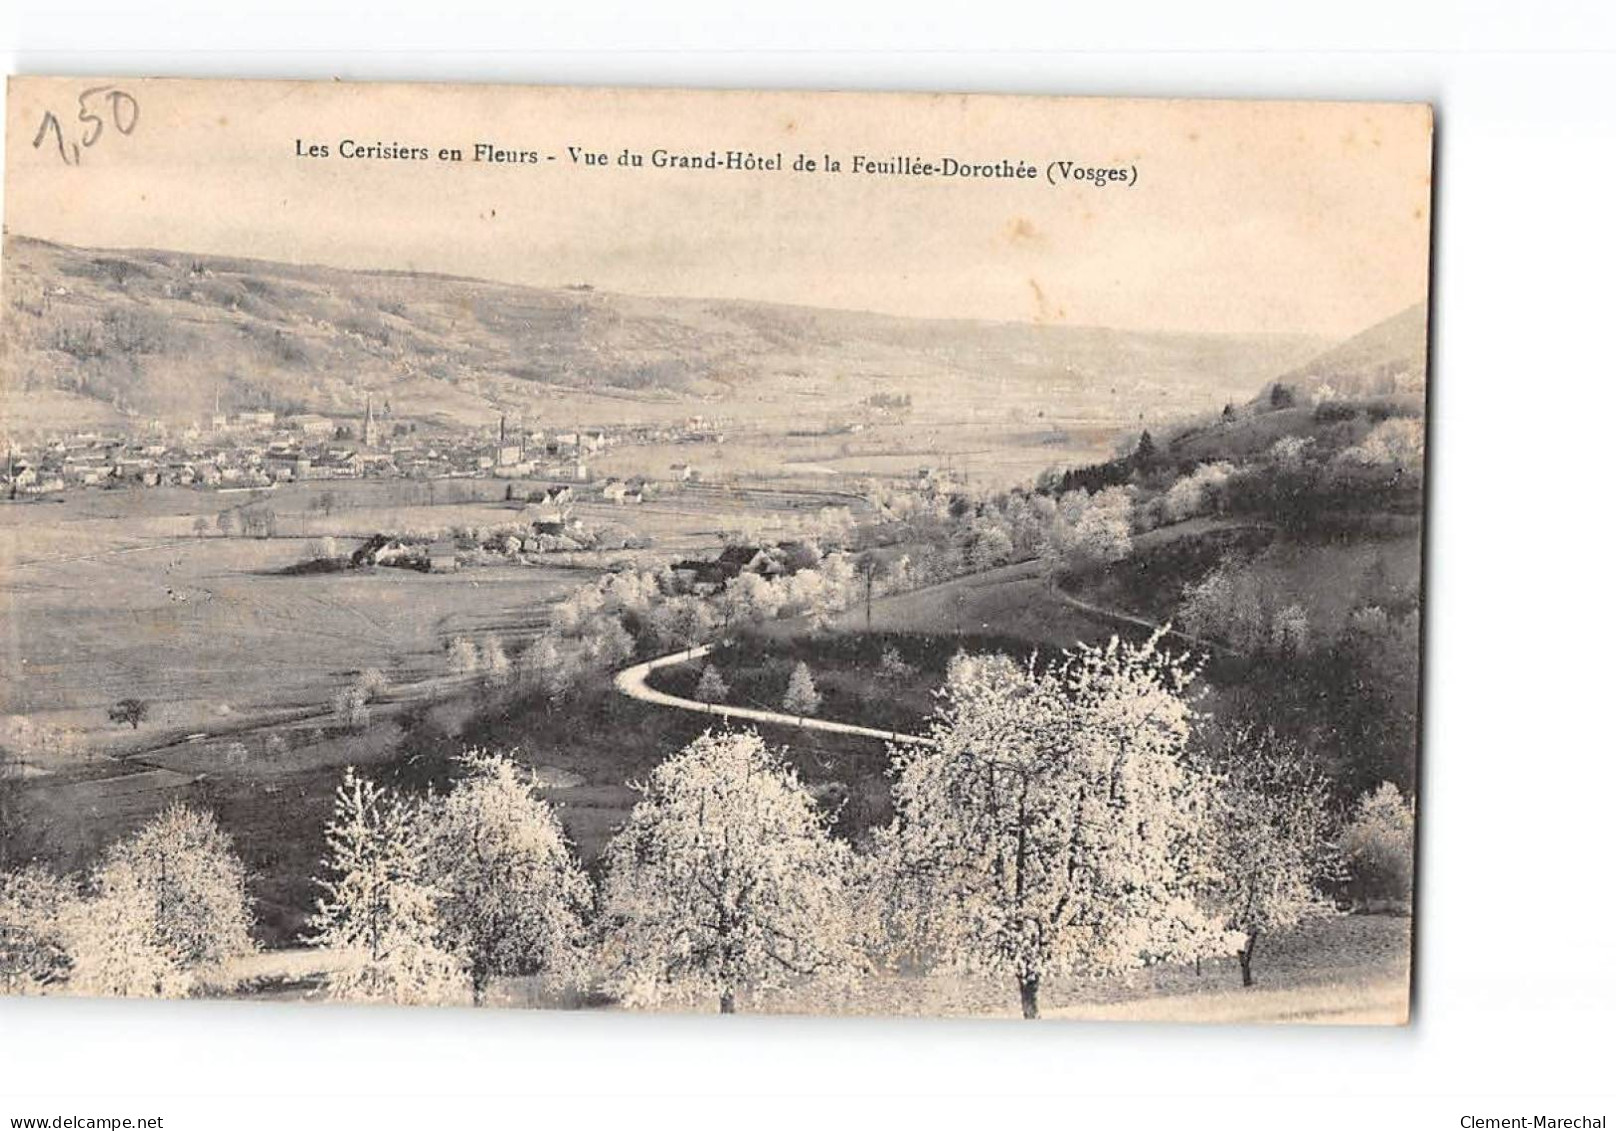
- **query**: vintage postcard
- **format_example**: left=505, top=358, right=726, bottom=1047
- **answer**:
left=0, top=78, right=1430, bottom=1022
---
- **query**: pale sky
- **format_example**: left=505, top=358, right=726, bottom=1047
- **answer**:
left=4, top=77, right=1432, bottom=337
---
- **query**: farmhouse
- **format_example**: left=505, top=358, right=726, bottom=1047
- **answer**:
left=526, top=502, right=569, bottom=534
left=516, top=484, right=575, bottom=508
left=671, top=544, right=775, bottom=587
left=601, top=478, right=641, bottom=504
left=427, top=541, right=459, bottom=573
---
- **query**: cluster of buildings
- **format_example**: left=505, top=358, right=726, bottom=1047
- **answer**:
left=1, top=402, right=638, bottom=497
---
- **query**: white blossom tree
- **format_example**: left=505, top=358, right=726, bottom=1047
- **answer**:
left=877, top=632, right=1233, bottom=1018
left=1161, top=461, right=1236, bottom=524
left=1340, top=782, right=1416, bottom=910
left=718, top=571, right=784, bottom=632
left=967, top=521, right=1016, bottom=571
left=482, top=638, right=513, bottom=687
left=597, top=730, right=857, bottom=1013
left=66, top=803, right=256, bottom=998
left=1202, top=727, right=1339, bottom=986
left=818, top=552, right=859, bottom=609
left=781, top=569, right=838, bottom=633
left=0, top=864, right=77, bottom=994
left=520, top=635, right=564, bottom=692
left=877, top=646, right=917, bottom=683
left=1179, top=563, right=1268, bottom=654
left=423, top=750, right=593, bottom=1004
left=782, top=662, right=821, bottom=718
left=1060, top=485, right=1134, bottom=567
left=447, top=635, right=481, bottom=675
left=356, top=667, right=390, bottom=701
left=646, top=595, right=717, bottom=654
left=305, top=769, right=465, bottom=1005
left=694, top=665, right=730, bottom=704
left=580, top=616, right=636, bottom=671
left=61, top=865, right=187, bottom=999
left=551, top=583, right=607, bottom=635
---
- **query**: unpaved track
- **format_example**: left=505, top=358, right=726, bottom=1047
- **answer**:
left=614, top=644, right=934, bottom=747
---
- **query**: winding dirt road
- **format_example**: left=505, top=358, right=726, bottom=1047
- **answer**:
left=613, top=644, right=934, bottom=747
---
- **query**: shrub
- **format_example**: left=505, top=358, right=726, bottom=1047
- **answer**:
left=694, top=665, right=729, bottom=704
left=1340, top=782, right=1415, bottom=909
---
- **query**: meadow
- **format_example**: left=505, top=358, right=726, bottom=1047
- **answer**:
left=589, top=419, right=1122, bottom=494
left=0, top=533, right=591, bottom=749
left=740, top=914, right=1410, bottom=1023
left=243, top=912, right=1410, bottom=1024
left=0, top=480, right=635, bottom=762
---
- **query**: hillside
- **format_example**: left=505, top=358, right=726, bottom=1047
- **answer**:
left=1165, top=303, right=1429, bottom=464
left=1, top=236, right=1325, bottom=434
left=1268, top=302, right=1429, bottom=402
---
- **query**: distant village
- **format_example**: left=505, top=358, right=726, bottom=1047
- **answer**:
left=1, top=398, right=726, bottom=501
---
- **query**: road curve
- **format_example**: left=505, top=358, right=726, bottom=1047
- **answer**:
left=614, top=644, right=935, bottom=747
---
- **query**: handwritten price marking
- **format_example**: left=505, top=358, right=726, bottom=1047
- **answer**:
left=32, top=86, right=141, bottom=167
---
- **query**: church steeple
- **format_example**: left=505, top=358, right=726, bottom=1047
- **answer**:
left=362, top=394, right=381, bottom=447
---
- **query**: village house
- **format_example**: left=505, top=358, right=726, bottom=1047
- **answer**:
left=287, top=413, right=337, bottom=438
left=524, top=500, right=570, bottom=535
left=601, top=477, right=646, bottom=505
left=427, top=541, right=459, bottom=573
left=307, top=450, right=359, bottom=479
left=523, top=484, right=574, bottom=507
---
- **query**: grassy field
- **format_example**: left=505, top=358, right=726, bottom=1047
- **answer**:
left=233, top=911, right=1411, bottom=1022
left=590, top=420, right=1121, bottom=494
left=473, top=911, right=1411, bottom=1023
left=0, top=533, right=592, bottom=747
left=1, top=475, right=812, bottom=759
left=811, top=560, right=1128, bottom=650
left=746, top=912, right=1412, bottom=1022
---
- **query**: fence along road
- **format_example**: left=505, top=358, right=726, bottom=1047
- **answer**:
left=613, top=644, right=935, bottom=747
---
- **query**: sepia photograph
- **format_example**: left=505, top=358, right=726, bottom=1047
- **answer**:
left=0, top=77, right=1431, bottom=1025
